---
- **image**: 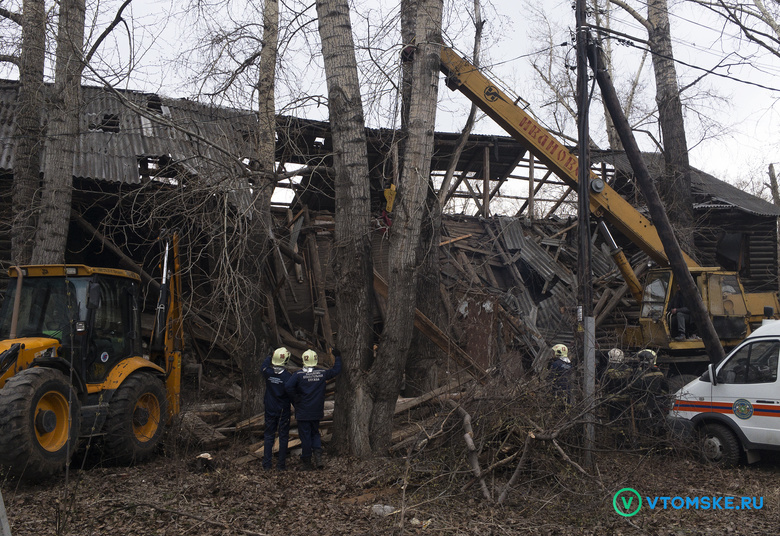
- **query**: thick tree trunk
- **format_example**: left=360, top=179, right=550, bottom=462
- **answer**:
left=240, top=0, right=279, bottom=418
left=592, top=0, right=623, bottom=151
left=404, top=0, right=453, bottom=397
left=647, top=0, right=694, bottom=252
left=316, top=0, right=375, bottom=458
left=405, top=184, right=443, bottom=396
left=31, top=0, right=85, bottom=264
left=369, top=0, right=442, bottom=453
left=12, top=0, right=45, bottom=265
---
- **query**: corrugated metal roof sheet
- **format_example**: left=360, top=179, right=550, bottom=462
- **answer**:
left=497, top=217, right=575, bottom=286
left=592, top=150, right=780, bottom=218
left=0, top=80, right=257, bottom=184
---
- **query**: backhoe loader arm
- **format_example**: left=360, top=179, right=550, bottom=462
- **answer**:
left=439, top=47, right=700, bottom=269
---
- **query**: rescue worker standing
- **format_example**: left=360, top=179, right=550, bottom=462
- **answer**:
left=261, top=347, right=293, bottom=470
left=285, top=347, right=342, bottom=470
left=632, top=349, right=670, bottom=434
left=549, top=344, right=573, bottom=397
left=602, top=348, right=632, bottom=419
left=601, top=348, right=634, bottom=444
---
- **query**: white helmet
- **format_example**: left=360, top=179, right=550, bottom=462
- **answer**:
left=637, top=349, right=657, bottom=366
left=272, top=347, right=291, bottom=366
left=302, top=349, right=318, bottom=367
left=552, top=344, right=568, bottom=359
left=608, top=348, right=624, bottom=364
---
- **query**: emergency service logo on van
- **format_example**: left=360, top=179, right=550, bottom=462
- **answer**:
left=732, top=399, right=754, bottom=420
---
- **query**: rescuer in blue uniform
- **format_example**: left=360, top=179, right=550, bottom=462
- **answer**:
left=285, top=347, right=342, bottom=470
left=261, top=347, right=293, bottom=470
left=549, top=344, right=573, bottom=394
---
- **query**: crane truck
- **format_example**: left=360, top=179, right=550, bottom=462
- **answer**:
left=0, top=235, right=182, bottom=479
left=438, top=46, right=780, bottom=377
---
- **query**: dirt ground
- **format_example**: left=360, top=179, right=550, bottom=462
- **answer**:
left=2, top=439, right=779, bottom=536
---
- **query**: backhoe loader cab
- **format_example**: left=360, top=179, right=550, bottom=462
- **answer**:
left=0, top=242, right=181, bottom=479
left=0, top=268, right=142, bottom=386
left=632, top=268, right=776, bottom=359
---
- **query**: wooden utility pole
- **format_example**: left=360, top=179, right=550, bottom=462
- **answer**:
left=576, top=0, right=596, bottom=468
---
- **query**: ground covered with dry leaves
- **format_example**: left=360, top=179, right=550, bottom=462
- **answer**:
left=2, top=439, right=780, bottom=536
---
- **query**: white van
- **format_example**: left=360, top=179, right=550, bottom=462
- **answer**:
left=668, top=320, right=780, bottom=465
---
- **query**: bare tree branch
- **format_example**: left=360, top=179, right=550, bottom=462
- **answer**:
left=608, top=0, right=652, bottom=32
left=0, top=53, right=19, bottom=66
left=84, top=0, right=133, bottom=65
left=0, top=6, right=22, bottom=25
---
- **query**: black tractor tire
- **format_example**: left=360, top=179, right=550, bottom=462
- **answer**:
left=104, top=372, right=167, bottom=464
left=668, top=374, right=699, bottom=394
left=701, top=423, right=741, bottom=467
left=0, top=367, right=81, bottom=479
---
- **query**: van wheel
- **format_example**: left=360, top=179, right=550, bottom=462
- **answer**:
left=701, top=424, right=740, bottom=466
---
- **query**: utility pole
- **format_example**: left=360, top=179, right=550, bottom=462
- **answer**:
left=576, top=0, right=596, bottom=469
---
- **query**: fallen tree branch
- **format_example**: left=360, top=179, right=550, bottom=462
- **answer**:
left=446, top=399, right=491, bottom=502
left=461, top=443, right=522, bottom=492
left=552, top=439, right=605, bottom=490
left=497, top=431, right=534, bottom=505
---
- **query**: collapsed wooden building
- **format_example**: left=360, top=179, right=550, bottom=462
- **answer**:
left=1, top=80, right=779, bottom=389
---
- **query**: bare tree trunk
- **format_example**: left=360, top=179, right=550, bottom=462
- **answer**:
left=592, top=0, right=623, bottom=151
left=12, top=0, right=45, bottom=265
left=405, top=183, right=443, bottom=396
left=768, top=164, right=779, bottom=205
left=647, top=0, right=694, bottom=251
left=316, top=0, right=375, bottom=458
left=369, top=0, right=442, bottom=453
left=240, top=0, right=279, bottom=418
left=407, top=0, right=479, bottom=395
left=31, top=0, right=85, bottom=264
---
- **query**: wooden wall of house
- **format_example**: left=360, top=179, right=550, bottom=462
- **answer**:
left=0, top=174, right=10, bottom=272
left=694, top=209, right=778, bottom=293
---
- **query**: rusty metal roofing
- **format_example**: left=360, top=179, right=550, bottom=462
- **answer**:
left=0, top=80, right=257, bottom=183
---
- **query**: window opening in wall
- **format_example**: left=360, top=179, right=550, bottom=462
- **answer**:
left=88, top=114, right=121, bottom=133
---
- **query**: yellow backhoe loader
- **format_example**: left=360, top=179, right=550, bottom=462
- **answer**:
left=0, top=235, right=182, bottom=478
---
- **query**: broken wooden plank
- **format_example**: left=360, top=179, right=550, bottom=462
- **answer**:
left=393, top=376, right=469, bottom=414
left=451, top=242, right=497, bottom=256
left=304, top=208, right=335, bottom=357
left=458, top=251, right=482, bottom=285
left=226, top=384, right=242, bottom=401
left=236, top=414, right=265, bottom=432
left=595, top=263, right=648, bottom=328
left=439, top=234, right=473, bottom=246
left=186, top=401, right=241, bottom=413
left=373, top=271, right=486, bottom=383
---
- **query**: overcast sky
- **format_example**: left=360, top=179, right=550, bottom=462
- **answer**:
left=469, top=0, right=780, bottom=189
